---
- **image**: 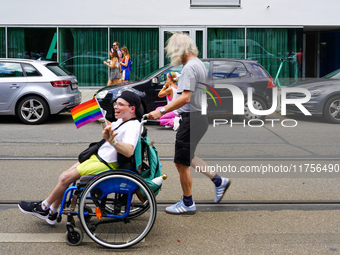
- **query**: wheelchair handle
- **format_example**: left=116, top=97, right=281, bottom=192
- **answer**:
left=141, top=114, right=160, bottom=126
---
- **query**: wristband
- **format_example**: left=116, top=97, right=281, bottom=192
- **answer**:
left=111, top=139, right=118, bottom=147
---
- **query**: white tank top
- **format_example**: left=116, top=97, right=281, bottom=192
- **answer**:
left=166, top=86, right=178, bottom=115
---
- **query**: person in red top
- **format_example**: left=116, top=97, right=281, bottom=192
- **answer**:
left=296, top=49, right=303, bottom=79
left=120, top=46, right=132, bottom=81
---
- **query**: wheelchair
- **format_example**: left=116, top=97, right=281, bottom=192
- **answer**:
left=57, top=116, right=162, bottom=249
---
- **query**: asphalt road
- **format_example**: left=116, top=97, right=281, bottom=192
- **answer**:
left=0, top=111, right=340, bottom=254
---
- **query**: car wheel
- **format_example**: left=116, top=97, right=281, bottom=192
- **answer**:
left=323, top=95, right=340, bottom=124
left=240, top=96, right=267, bottom=122
left=17, top=96, right=50, bottom=124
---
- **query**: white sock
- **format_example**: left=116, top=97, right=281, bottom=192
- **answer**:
left=41, top=200, right=51, bottom=211
left=49, top=206, right=58, bottom=215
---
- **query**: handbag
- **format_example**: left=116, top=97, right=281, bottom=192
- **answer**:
left=78, top=118, right=138, bottom=163
left=78, top=139, right=106, bottom=163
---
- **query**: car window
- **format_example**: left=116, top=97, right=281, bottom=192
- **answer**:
left=212, top=61, right=247, bottom=79
left=46, top=63, right=72, bottom=76
left=159, top=65, right=184, bottom=85
left=158, top=62, right=210, bottom=85
left=325, top=69, right=340, bottom=79
left=62, top=58, right=73, bottom=66
left=0, top=62, right=24, bottom=77
left=23, top=64, right=42, bottom=77
left=203, top=61, right=210, bottom=73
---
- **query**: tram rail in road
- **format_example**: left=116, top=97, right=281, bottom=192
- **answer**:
left=2, top=156, right=340, bottom=210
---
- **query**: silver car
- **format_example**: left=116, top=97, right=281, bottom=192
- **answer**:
left=286, top=69, right=340, bottom=124
left=0, top=59, right=82, bottom=124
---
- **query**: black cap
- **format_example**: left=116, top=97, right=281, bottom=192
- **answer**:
left=116, top=90, right=142, bottom=120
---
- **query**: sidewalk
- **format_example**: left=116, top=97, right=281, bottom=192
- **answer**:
left=78, top=86, right=102, bottom=103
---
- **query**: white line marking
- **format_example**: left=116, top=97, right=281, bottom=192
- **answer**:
left=0, top=233, right=144, bottom=243
left=0, top=233, right=90, bottom=243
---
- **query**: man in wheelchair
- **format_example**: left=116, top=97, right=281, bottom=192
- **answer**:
left=19, top=90, right=142, bottom=225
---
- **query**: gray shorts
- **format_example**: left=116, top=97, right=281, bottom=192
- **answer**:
left=110, top=68, right=120, bottom=80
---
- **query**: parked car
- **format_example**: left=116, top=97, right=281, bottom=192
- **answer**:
left=0, top=58, right=81, bottom=124
left=286, top=68, right=340, bottom=124
left=94, top=58, right=275, bottom=121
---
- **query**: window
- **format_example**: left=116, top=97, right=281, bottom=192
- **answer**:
left=208, top=27, right=303, bottom=85
left=212, top=61, right=247, bottom=79
left=207, top=28, right=245, bottom=58
left=7, top=28, right=57, bottom=60
left=59, top=28, right=108, bottom=86
left=247, top=28, right=303, bottom=85
left=23, top=64, right=41, bottom=77
left=46, top=63, right=72, bottom=76
left=196, top=31, right=203, bottom=58
left=0, top=62, right=23, bottom=77
left=0, top=28, right=5, bottom=58
left=191, top=0, right=241, bottom=7
left=111, top=28, right=159, bottom=81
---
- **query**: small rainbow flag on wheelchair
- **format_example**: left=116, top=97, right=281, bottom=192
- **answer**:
left=71, top=98, right=104, bottom=129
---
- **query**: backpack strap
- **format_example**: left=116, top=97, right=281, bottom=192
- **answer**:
left=113, top=118, right=137, bottom=131
left=114, top=118, right=139, bottom=172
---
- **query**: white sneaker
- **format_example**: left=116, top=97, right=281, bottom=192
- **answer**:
left=214, top=177, right=231, bottom=203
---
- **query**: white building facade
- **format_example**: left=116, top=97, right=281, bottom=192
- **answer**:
left=1, top=0, right=339, bottom=86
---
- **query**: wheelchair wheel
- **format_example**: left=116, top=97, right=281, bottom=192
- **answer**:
left=78, top=170, right=157, bottom=249
left=65, top=227, right=83, bottom=246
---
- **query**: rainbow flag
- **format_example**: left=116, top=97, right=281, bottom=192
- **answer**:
left=71, top=98, right=104, bottom=129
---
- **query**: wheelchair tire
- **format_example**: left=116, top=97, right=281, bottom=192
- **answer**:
left=78, top=170, right=157, bottom=249
left=65, top=227, right=83, bottom=246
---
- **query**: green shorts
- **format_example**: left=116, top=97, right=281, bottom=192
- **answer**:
left=77, top=154, right=119, bottom=176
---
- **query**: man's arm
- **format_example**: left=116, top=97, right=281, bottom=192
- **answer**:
left=148, top=90, right=192, bottom=120
left=102, top=126, right=135, bottom=157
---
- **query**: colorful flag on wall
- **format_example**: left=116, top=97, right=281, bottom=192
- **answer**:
left=71, top=98, right=103, bottom=129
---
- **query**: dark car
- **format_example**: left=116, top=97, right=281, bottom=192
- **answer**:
left=94, top=59, right=275, bottom=121
left=286, top=69, right=340, bottom=124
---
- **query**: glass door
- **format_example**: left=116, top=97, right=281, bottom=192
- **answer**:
left=159, top=27, right=205, bottom=67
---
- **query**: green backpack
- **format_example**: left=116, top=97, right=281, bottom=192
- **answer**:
left=134, top=128, right=163, bottom=197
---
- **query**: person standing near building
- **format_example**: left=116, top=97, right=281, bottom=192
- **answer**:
left=113, top=41, right=123, bottom=62
left=120, top=46, right=132, bottom=81
left=147, top=32, right=231, bottom=215
left=296, top=49, right=303, bottom=80
left=103, top=48, right=121, bottom=85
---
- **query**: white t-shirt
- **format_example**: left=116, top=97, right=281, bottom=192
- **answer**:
left=97, top=119, right=140, bottom=163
